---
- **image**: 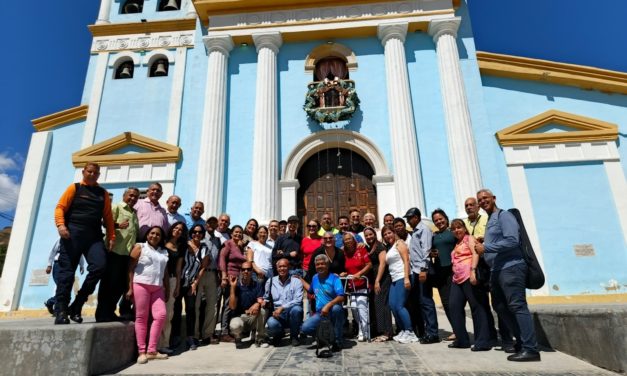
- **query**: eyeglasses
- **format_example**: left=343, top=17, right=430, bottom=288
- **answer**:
left=191, top=231, right=204, bottom=235
left=241, top=268, right=252, bottom=272
left=323, top=237, right=334, bottom=241
left=307, top=225, right=318, bottom=228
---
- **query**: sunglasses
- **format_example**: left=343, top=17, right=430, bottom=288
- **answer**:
left=241, top=268, right=252, bottom=271
left=307, top=225, right=318, bottom=228
left=191, top=231, right=204, bottom=235
left=323, top=237, right=334, bottom=241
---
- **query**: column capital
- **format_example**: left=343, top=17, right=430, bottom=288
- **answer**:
left=377, top=22, right=408, bottom=45
left=428, top=17, right=461, bottom=43
left=252, top=32, right=283, bottom=54
left=203, top=35, right=234, bottom=56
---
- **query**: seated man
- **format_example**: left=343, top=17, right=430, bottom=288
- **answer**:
left=299, top=254, right=345, bottom=352
left=264, top=258, right=304, bottom=347
left=228, top=261, right=268, bottom=349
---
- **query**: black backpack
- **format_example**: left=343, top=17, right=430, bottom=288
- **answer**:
left=315, top=317, right=335, bottom=358
left=507, top=208, right=546, bottom=290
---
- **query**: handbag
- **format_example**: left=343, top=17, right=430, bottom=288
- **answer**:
left=507, top=208, right=545, bottom=289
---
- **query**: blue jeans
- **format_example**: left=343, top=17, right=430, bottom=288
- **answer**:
left=266, top=305, right=304, bottom=340
left=301, top=304, right=345, bottom=342
left=410, top=272, right=439, bottom=337
left=389, top=279, right=412, bottom=331
left=490, top=263, right=538, bottom=352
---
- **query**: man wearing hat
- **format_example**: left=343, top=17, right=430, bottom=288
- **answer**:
left=403, top=207, right=440, bottom=344
left=272, top=215, right=303, bottom=277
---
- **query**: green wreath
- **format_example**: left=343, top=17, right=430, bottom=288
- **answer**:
left=303, top=79, right=360, bottom=123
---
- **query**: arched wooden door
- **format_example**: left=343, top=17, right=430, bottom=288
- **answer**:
left=297, top=148, right=378, bottom=228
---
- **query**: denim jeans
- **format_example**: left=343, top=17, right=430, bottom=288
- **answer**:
left=301, top=304, right=345, bottom=342
left=410, top=273, right=439, bottom=337
left=389, top=279, right=412, bottom=331
left=490, top=263, right=538, bottom=352
left=266, top=305, right=304, bottom=340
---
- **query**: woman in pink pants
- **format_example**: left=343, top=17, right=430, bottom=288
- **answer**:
left=127, top=225, right=170, bottom=364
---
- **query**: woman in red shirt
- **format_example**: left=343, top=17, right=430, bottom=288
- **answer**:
left=300, top=219, right=322, bottom=273
left=341, top=232, right=372, bottom=341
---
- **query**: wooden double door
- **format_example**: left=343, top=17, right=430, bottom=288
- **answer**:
left=297, top=148, right=378, bottom=228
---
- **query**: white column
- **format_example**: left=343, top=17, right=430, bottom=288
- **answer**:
left=196, top=36, right=233, bottom=216
left=81, top=52, right=110, bottom=148
left=279, top=180, right=300, bottom=220
left=186, top=0, right=197, bottom=18
left=166, top=47, right=188, bottom=145
left=604, top=160, right=627, bottom=244
left=429, top=17, right=483, bottom=217
left=250, top=33, right=282, bottom=224
left=96, top=0, right=112, bottom=25
left=0, top=132, right=53, bottom=311
left=373, top=175, right=395, bottom=226
left=377, top=22, right=425, bottom=213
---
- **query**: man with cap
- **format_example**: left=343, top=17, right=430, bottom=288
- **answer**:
left=403, top=207, right=440, bottom=344
left=272, top=215, right=303, bottom=277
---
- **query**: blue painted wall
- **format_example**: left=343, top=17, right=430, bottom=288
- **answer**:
left=525, top=162, right=627, bottom=295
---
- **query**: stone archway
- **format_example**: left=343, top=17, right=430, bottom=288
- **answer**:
left=280, top=130, right=395, bottom=225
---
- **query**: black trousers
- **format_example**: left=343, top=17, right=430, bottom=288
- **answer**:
left=95, top=252, right=132, bottom=321
left=449, top=279, right=491, bottom=347
left=431, top=265, right=452, bottom=326
left=171, top=291, right=184, bottom=340
left=54, top=226, right=107, bottom=313
left=180, top=286, right=196, bottom=337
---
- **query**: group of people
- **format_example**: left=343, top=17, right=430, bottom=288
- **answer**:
left=49, top=162, right=541, bottom=365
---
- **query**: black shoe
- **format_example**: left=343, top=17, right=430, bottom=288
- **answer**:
left=507, top=350, right=541, bottom=362
left=471, top=345, right=492, bottom=352
left=331, top=342, right=342, bottom=352
left=44, top=300, right=55, bottom=315
left=419, top=335, right=440, bottom=344
left=96, top=314, right=121, bottom=323
left=54, top=311, right=70, bottom=325
left=68, top=303, right=83, bottom=324
left=235, top=338, right=245, bottom=349
left=271, top=337, right=281, bottom=347
left=501, top=343, right=521, bottom=353
left=448, top=342, right=470, bottom=349
left=291, top=337, right=301, bottom=347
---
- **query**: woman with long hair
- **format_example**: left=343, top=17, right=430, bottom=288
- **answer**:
left=247, top=225, right=273, bottom=281
left=218, top=225, right=248, bottom=340
left=364, top=226, right=393, bottom=342
left=159, top=221, right=188, bottom=353
left=341, top=232, right=372, bottom=341
left=127, top=226, right=170, bottom=364
left=447, top=219, right=491, bottom=351
left=431, top=208, right=456, bottom=340
left=243, top=218, right=259, bottom=245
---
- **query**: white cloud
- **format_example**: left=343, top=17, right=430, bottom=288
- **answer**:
left=0, top=152, right=23, bottom=172
left=0, top=173, right=20, bottom=212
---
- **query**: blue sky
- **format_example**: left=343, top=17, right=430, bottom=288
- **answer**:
left=0, top=1, right=625, bottom=229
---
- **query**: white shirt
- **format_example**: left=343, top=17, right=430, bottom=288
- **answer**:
left=134, top=242, right=169, bottom=286
left=248, top=240, right=273, bottom=277
left=386, top=241, right=405, bottom=282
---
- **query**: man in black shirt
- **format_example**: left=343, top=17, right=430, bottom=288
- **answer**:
left=272, top=215, right=303, bottom=276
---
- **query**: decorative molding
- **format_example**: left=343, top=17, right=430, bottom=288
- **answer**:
left=503, top=142, right=619, bottom=166
left=477, top=51, right=627, bottom=95
left=31, top=105, right=88, bottom=132
left=77, top=163, right=176, bottom=184
left=282, top=129, right=391, bottom=180
left=377, top=22, right=408, bottom=45
left=427, top=16, right=460, bottom=42
left=109, top=52, right=141, bottom=68
left=305, top=43, right=358, bottom=73
left=92, top=31, right=195, bottom=53
left=203, top=35, right=235, bottom=56
left=142, top=49, right=176, bottom=66
left=72, top=132, right=181, bottom=167
left=88, top=18, right=196, bottom=37
left=496, top=110, right=619, bottom=146
left=252, top=32, right=283, bottom=54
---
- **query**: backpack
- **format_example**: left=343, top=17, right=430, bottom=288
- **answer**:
left=315, top=317, right=335, bottom=358
left=507, top=208, right=546, bottom=290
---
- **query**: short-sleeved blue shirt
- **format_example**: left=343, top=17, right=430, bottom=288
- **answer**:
left=309, top=272, right=344, bottom=312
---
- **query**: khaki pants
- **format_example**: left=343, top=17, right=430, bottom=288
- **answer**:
left=158, top=276, right=177, bottom=349
left=194, top=271, right=219, bottom=339
left=229, top=310, right=267, bottom=340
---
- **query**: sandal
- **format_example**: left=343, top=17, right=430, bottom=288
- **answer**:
left=372, top=335, right=389, bottom=343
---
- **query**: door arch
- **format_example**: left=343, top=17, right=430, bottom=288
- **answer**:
left=297, top=148, right=378, bottom=228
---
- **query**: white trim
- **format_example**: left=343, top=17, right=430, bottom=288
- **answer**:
left=81, top=52, right=110, bottom=148
left=96, top=0, right=112, bottom=25
left=604, top=160, right=627, bottom=245
left=93, top=31, right=195, bottom=53
left=505, top=165, right=550, bottom=296
left=280, top=130, right=396, bottom=219
left=108, top=51, right=141, bottom=68
left=142, top=49, right=176, bottom=66
left=0, top=132, right=53, bottom=311
left=73, top=163, right=176, bottom=185
left=166, top=47, right=187, bottom=144
left=502, top=139, right=624, bottom=296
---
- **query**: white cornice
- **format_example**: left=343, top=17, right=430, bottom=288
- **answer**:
left=91, top=30, right=195, bottom=53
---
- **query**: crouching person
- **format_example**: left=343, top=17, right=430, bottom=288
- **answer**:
left=299, top=254, right=345, bottom=352
left=229, top=261, right=268, bottom=349
left=264, top=259, right=304, bottom=347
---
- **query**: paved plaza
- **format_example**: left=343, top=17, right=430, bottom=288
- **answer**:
left=117, top=311, right=618, bottom=376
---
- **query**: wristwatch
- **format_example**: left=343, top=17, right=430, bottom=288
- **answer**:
left=420, top=267, right=429, bottom=272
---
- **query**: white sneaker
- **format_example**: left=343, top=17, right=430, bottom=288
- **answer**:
left=404, top=331, right=419, bottom=343
left=393, top=331, right=407, bottom=342
left=397, top=331, right=415, bottom=344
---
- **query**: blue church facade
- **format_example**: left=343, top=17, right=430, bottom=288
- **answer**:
left=1, top=0, right=625, bottom=310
